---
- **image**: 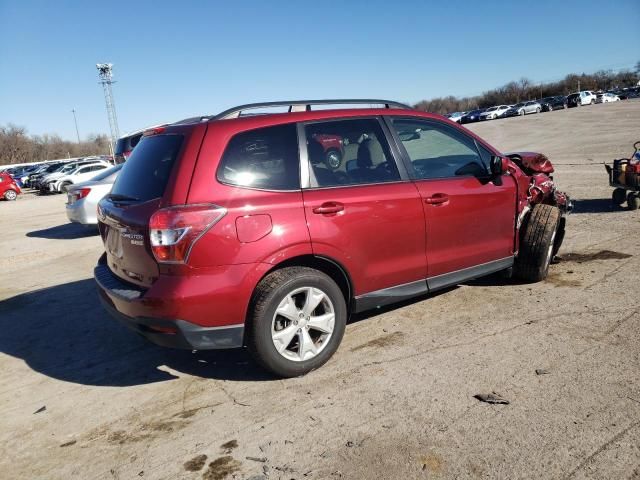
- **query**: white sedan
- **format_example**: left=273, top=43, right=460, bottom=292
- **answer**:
left=480, top=105, right=511, bottom=120
left=446, top=112, right=465, bottom=123
left=66, top=165, right=122, bottom=225
left=50, top=162, right=111, bottom=193
left=596, top=93, right=620, bottom=103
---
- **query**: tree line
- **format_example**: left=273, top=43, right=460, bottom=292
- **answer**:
left=414, top=64, right=640, bottom=115
left=0, top=124, right=110, bottom=166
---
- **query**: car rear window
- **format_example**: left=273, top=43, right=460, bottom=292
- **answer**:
left=217, top=124, right=300, bottom=190
left=110, top=134, right=183, bottom=201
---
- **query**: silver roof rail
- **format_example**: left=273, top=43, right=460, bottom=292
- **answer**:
left=212, top=99, right=412, bottom=120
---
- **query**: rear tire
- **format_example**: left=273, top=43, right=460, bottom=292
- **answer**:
left=548, top=105, right=553, bottom=112
left=627, top=192, right=640, bottom=211
left=514, top=204, right=561, bottom=282
left=247, top=267, right=347, bottom=378
left=536, top=107, right=541, bottom=113
left=4, top=189, right=17, bottom=201
left=612, top=188, right=627, bottom=206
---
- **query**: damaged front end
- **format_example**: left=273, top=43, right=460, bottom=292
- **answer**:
left=505, top=151, right=573, bottom=214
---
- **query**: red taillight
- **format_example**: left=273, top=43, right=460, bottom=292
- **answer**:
left=149, top=204, right=226, bottom=263
left=77, top=188, right=91, bottom=199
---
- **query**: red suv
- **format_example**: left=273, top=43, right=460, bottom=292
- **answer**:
left=95, top=99, right=571, bottom=377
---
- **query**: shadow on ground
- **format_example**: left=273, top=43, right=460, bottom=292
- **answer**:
left=571, top=198, right=627, bottom=214
left=0, top=279, right=273, bottom=387
left=27, top=223, right=99, bottom=239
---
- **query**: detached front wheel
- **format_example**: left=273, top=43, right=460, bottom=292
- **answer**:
left=247, top=267, right=347, bottom=377
left=514, top=204, right=561, bottom=282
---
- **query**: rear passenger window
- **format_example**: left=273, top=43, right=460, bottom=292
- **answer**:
left=391, top=118, right=488, bottom=179
left=305, top=118, right=400, bottom=188
left=218, top=124, right=300, bottom=190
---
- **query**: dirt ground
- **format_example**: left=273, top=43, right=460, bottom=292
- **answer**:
left=1, top=100, right=639, bottom=480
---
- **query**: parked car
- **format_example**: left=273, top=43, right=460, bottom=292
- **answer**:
left=0, top=171, right=21, bottom=200
left=23, top=162, right=65, bottom=188
left=38, top=158, right=106, bottom=192
left=93, top=99, right=572, bottom=377
left=479, top=105, right=510, bottom=120
left=539, top=96, right=567, bottom=111
left=596, top=92, right=620, bottom=103
left=50, top=161, right=111, bottom=193
left=66, top=164, right=122, bottom=225
left=503, top=103, right=526, bottom=117
left=460, top=109, right=485, bottom=123
left=114, top=126, right=164, bottom=164
left=567, top=91, right=597, bottom=107
left=446, top=112, right=465, bottom=123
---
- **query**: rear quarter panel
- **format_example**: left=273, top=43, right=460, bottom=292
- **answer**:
left=185, top=121, right=312, bottom=268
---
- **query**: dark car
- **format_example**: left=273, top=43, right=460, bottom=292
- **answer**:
left=94, top=98, right=572, bottom=377
left=540, top=96, right=567, bottom=112
left=503, top=103, right=525, bottom=117
left=460, top=109, right=486, bottom=124
left=114, top=131, right=144, bottom=165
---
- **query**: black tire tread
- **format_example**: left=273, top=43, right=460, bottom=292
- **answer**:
left=514, top=204, right=561, bottom=282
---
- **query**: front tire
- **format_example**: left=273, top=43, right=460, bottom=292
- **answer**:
left=324, top=149, right=343, bottom=171
left=628, top=192, right=640, bottom=211
left=4, top=189, right=17, bottom=201
left=548, top=105, right=553, bottom=112
left=247, top=267, right=347, bottom=377
left=514, top=204, right=561, bottom=282
left=536, top=107, right=541, bottom=113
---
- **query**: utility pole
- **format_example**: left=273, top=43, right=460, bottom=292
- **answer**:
left=578, top=79, right=581, bottom=92
left=96, top=63, right=120, bottom=154
left=71, top=109, right=81, bottom=143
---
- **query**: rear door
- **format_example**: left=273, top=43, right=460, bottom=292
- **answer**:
left=98, top=128, right=202, bottom=287
left=386, top=117, right=516, bottom=286
left=300, top=117, right=427, bottom=297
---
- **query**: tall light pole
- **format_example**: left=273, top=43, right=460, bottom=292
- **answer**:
left=96, top=63, right=120, bottom=156
left=71, top=109, right=81, bottom=143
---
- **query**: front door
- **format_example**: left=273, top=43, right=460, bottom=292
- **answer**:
left=300, top=117, right=427, bottom=299
left=387, top=117, right=516, bottom=287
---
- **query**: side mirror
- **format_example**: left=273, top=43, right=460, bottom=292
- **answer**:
left=490, top=156, right=506, bottom=176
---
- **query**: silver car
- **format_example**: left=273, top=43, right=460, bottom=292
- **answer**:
left=66, top=164, right=122, bottom=225
left=521, top=100, right=542, bottom=115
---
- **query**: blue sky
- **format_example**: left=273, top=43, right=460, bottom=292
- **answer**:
left=1, top=0, right=638, bottom=141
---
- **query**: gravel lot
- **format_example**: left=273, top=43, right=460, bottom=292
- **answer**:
left=1, top=100, right=639, bottom=480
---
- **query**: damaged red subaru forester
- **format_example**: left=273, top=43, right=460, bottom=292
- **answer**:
left=94, top=99, right=571, bottom=377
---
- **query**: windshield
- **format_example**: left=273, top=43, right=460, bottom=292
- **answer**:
left=486, top=107, right=498, bottom=111
left=513, top=103, right=524, bottom=108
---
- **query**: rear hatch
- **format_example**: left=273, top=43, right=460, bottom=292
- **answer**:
left=98, top=125, right=204, bottom=288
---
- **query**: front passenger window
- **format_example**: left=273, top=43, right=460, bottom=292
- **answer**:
left=391, top=118, right=488, bottom=180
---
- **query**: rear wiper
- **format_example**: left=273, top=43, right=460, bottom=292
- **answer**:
left=108, top=193, right=139, bottom=202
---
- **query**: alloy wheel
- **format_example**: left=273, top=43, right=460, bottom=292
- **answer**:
left=271, top=287, right=335, bottom=362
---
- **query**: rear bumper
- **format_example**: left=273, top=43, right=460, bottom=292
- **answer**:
left=66, top=199, right=96, bottom=225
left=93, top=254, right=267, bottom=349
left=98, top=290, right=244, bottom=349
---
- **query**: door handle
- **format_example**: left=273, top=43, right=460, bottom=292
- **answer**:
left=424, top=194, right=449, bottom=205
left=313, top=202, right=344, bottom=214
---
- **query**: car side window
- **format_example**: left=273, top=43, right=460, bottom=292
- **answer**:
left=217, top=123, right=300, bottom=190
left=305, top=118, right=400, bottom=188
left=391, top=118, right=488, bottom=180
